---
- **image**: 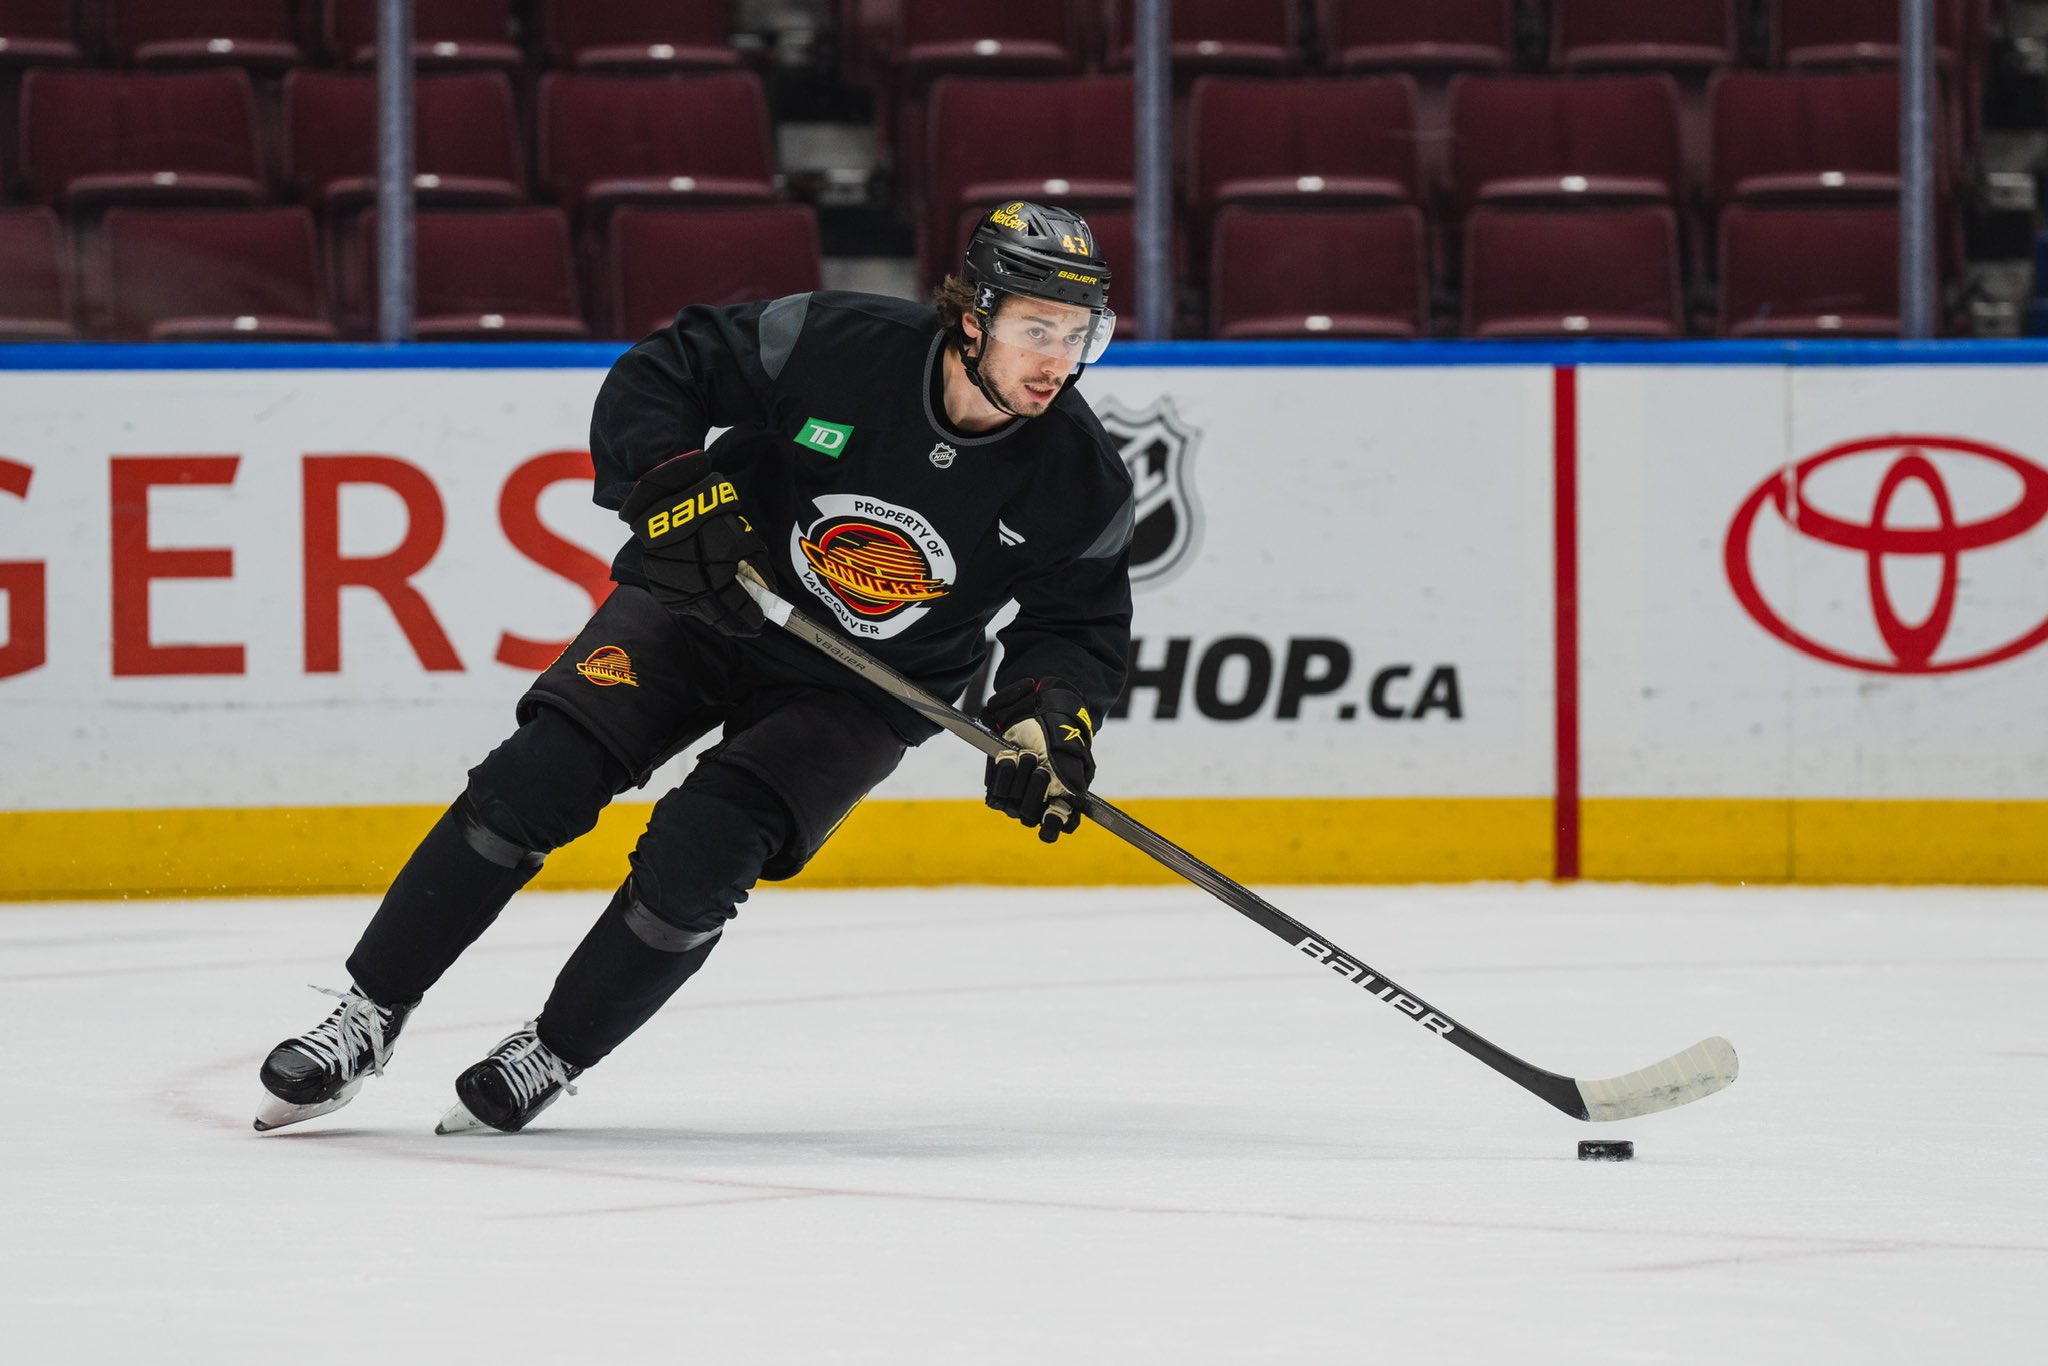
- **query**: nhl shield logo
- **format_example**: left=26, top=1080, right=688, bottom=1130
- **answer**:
left=1097, top=397, right=1203, bottom=587
left=928, top=441, right=957, bottom=469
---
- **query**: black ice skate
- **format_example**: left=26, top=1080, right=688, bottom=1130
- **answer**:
left=254, top=984, right=413, bottom=1132
left=435, top=1023, right=582, bottom=1135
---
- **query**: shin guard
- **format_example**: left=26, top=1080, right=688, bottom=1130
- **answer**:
left=535, top=883, right=723, bottom=1069
left=346, top=796, right=543, bottom=1006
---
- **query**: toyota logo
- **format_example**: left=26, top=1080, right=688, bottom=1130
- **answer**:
left=1725, top=435, right=2048, bottom=674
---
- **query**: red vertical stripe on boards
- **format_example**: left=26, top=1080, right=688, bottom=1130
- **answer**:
left=1553, top=367, right=1581, bottom=879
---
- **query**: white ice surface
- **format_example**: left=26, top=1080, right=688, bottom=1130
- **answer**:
left=3, top=883, right=2044, bottom=1363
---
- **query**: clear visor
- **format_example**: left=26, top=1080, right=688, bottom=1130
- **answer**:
left=981, top=298, right=1117, bottom=365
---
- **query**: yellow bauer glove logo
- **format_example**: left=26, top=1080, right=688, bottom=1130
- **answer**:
left=645, top=481, right=738, bottom=541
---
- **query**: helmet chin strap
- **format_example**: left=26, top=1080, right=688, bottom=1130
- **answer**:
left=958, top=328, right=1028, bottom=419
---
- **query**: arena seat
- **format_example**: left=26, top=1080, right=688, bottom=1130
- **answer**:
left=605, top=204, right=822, bottom=339
left=100, top=207, right=335, bottom=340
left=885, top=0, right=1087, bottom=219
left=1462, top=205, right=1682, bottom=338
left=321, top=0, right=523, bottom=73
left=1104, top=0, right=1299, bottom=77
left=0, top=2, right=86, bottom=70
left=346, top=207, right=588, bottom=339
left=285, top=70, right=525, bottom=214
left=1188, top=76, right=1421, bottom=226
left=0, top=206, right=75, bottom=338
left=1772, top=0, right=1964, bottom=69
left=1707, top=70, right=1910, bottom=215
left=105, top=0, right=302, bottom=74
left=1550, top=0, right=1738, bottom=73
left=537, top=72, right=777, bottom=222
left=535, top=0, right=741, bottom=73
left=922, top=73, right=1133, bottom=288
left=19, top=68, right=264, bottom=209
left=1447, top=74, right=1684, bottom=218
left=1718, top=204, right=1901, bottom=337
left=1771, top=0, right=1979, bottom=166
left=1209, top=205, right=1427, bottom=340
left=1314, top=0, right=1515, bottom=73
left=892, top=0, right=1081, bottom=86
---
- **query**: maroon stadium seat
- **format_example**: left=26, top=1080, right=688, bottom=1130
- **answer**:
left=19, top=68, right=264, bottom=209
left=1707, top=70, right=1911, bottom=214
left=1771, top=1, right=1982, bottom=171
left=535, top=0, right=740, bottom=72
left=1447, top=75, right=1684, bottom=218
left=1551, top=0, right=1737, bottom=73
left=538, top=72, right=776, bottom=221
left=321, top=0, right=522, bottom=73
left=1105, top=0, right=1298, bottom=76
left=892, top=0, right=1082, bottom=87
left=922, top=74, right=1133, bottom=288
left=0, top=206, right=75, bottom=338
left=885, top=0, right=1087, bottom=219
left=1188, top=76, right=1420, bottom=226
left=285, top=70, right=525, bottom=214
left=1315, top=0, right=1515, bottom=73
left=343, top=208, right=588, bottom=339
left=99, top=207, right=335, bottom=340
left=105, top=0, right=301, bottom=74
left=1462, top=205, right=1682, bottom=338
left=0, top=2, right=86, bottom=70
left=1773, top=0, right=1963, bottom=69
left=1718, top=204, right=1901, bottom=337
left=606, top=204, right=822, bottom=339
left=1209, top=206, right=1427, bottom=339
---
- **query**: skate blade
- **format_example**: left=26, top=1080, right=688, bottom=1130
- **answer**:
left=434, top=1098, right=493, bottom=1135
left=253, top=1078, right=363, bottom=1132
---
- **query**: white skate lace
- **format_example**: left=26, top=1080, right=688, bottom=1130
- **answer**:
left=287, top=984, right=396, bottom=1081
left=487, top=1025, right=578, bottom=1106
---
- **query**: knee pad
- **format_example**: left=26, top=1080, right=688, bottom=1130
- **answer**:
left=467, top=706, right=630, bottom=855
left=625, top=762, right=794, bottom=940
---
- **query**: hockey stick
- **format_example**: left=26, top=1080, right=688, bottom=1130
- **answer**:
left=738, top=570, right=1737, bottom=1122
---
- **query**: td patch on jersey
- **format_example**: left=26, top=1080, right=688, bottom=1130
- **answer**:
left=791, top=493, right=957, bottom=638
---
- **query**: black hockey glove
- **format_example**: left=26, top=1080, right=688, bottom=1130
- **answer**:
left=981, top=677, right=1096, bottom=843
left=621, top=451, right=771, bottom=636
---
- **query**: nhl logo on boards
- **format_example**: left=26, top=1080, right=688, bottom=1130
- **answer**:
left=928, top=441, right=957, bottom=469
left=1096, top=396, right=1203, bottom=588
left=575, top=645, right=638, bottom=687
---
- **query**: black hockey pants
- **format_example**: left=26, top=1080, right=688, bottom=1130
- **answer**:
left=345, top=587, right=906, bottom=1069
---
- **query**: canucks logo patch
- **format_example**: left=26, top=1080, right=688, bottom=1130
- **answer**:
left=575, top=645, right=638, bottom=687
left=791, top=494, right=956, bottom=639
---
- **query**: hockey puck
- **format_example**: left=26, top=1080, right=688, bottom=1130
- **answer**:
left=1578, top=1140, right=1634, bottom=1162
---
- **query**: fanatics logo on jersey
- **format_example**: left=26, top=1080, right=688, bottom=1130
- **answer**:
left=928, top=441, right=957, bottom=469
left=998, top=519, right=1025, bottom=547
left=575, top=645, right=638, bottom=687
left=791, top=494, right=957, bottom=639
left=1096, top=396, right=1204, bottom=589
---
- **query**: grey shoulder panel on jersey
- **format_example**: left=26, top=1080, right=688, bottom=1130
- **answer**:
left=758, top=292, right=812, bottom=381
left=1079, top=493, right=1135, bottom=561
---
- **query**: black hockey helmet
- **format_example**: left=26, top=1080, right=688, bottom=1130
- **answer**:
left=961, top=201, right=1116, bottom=364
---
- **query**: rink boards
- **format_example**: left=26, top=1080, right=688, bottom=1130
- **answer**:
left=2, top=340, right=2046, bottom=895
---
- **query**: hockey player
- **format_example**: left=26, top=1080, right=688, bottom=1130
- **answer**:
left=254, top=202, right=1135, bottom=1135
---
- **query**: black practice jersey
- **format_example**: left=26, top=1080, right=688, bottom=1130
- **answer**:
left=589, top=291, right=1136, bottom=741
